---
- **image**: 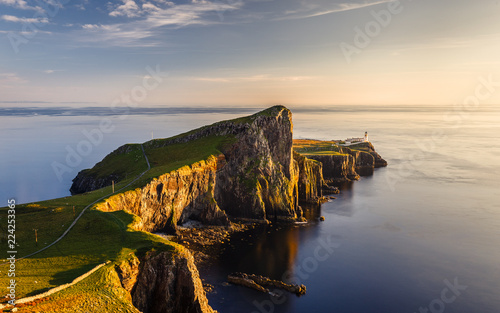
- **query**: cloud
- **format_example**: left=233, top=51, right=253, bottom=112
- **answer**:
left=44, top=69, right=65, bottom=74
left=190, top=74, right=316, bottom=83
left=276, top=0, right=396, bottom=20
left=76, top=0, right=244, bottom=47
left=0, top=0, right=37, bottom=10
left=142, top=2, right=161, bottom=12
left=110, top=0, right=141, bottom=18
left=0, top=73, right=27, bottom=85
left=1, top=14, right=49, bottom=24
left=80, top=23, right=155, bottom=47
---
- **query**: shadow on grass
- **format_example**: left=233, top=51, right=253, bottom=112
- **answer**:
left=47, top=263, right=100, bottom=287
left=25, top=287, right=52, bottom=297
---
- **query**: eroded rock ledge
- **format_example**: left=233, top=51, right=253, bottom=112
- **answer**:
left=116, top=248, right=216, bottom=313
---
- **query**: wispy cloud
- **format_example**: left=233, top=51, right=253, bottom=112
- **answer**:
left=276, top=0, right=396, bottom=20
left=389, top=32, right=500, bottom=56
left=0, top=0, right=38, bottom=10
left=44, top=69, right=65, bottom=74
left=75, top=0, right=244, bottom=47
left=1, top=14, right=49, bottom=24
left=190, top=74, right=317, bottom=83
left=0, top=73, right=28, bottom=85
left=109, top=0, right=142, bottom=18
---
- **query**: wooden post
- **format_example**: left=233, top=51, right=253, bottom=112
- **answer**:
left=112, top=180, right=115, bottom=193
left=34, top=229, right=38, bottom=245
left=73, top=206, right=75, bottom=217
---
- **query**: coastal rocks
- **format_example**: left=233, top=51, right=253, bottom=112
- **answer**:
left=308, top=154, right=360, bottom=183
left=130, top=249, right=215, bottom=313
left=306, top=142, right=388, bottom=183
left=228, top=272, right=306, bottom=296
left=341, top=142, right=388, bottom=169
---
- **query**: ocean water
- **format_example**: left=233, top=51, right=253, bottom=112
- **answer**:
left=1, top=105, right=499, bottom=312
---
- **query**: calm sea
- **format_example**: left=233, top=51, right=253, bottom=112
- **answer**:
left=1, top=105, right=499, bottom=312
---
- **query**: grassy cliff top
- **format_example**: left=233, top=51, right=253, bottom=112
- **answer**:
left=0, top=106, right=289, bottom=307
left=79, top=105, right=289, bottom=188
left=293, top=139, right=375, bottom=156
left=293, top=139, right=346, bottom=156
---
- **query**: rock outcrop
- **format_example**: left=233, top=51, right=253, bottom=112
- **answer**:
left=213, top=107, right=299, bottom=221
left=228, top=272, right=306, bottom=296
left=93, top=106, right=301, bottom=231
left=293, top=151, right=330, bottom=203
left=343, top=142, right=388, bottom=169
left=96, top=155, right=230, bottom=233
left=116, top=249, right=215, bottom=313
left=70, top=144, right=140, bottom=194
left=70, top=172, right=115, bottom=195
left=133, top=249, right=214, bottom=313
left=306, top=142, right=387, bottom=183
left=307, top=154, right=360, bottom=183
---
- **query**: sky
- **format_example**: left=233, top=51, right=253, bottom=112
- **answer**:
left=1, top=0, right=500, bottom=107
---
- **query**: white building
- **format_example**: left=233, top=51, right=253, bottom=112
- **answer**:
left=344, top=132, right=368, bottom=145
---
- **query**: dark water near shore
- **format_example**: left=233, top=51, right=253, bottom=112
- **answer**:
left=1, top=105, right=500, bottom=312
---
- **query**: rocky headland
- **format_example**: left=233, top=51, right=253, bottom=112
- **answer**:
left=68, top=105, right=387, bottom=313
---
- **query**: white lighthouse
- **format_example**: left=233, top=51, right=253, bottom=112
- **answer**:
left=364, top=132, right=368, bottom=142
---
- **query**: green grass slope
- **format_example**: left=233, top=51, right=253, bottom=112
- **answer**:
left=0, top=107, right=283, bottom=311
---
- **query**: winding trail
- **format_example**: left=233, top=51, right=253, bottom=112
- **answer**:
left=4, top=144, right=151, bottom=263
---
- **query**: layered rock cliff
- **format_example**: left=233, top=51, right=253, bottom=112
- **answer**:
left=212, top=107, right=299, bottom=221
left=96, top=155, right=230, bottom=233
left=307, top=154, right=360, bottom=183
left=91, top=106, right=301, bottom=231
left=116, top=248, right=215, bottom=313
left=305, top=142, right=387, bottom=183
left=293, top=151, right=331, bottom=203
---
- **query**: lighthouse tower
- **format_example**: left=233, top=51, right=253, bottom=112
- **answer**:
left=364, top=132, right=368, bottom=142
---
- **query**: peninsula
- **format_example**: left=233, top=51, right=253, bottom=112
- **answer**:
left=0, top=106, right=386, bottom=312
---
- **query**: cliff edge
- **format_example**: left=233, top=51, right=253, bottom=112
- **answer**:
left=74, top=106, right=303, bottom=232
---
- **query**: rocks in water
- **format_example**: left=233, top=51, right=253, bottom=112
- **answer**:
left=228, top=272, right=306, bottom=296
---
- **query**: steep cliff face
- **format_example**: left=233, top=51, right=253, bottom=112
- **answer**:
left=301, top=141, right=388, bottom=183
left=133, top=249, right=215, bottom=313
left=93, top=105, right=301, bottom=228
left=213, top=107, right=299, bottom=221
left=340, top=142, right=388, bottom=169
left=307, top=154, right=360, bottom=183
left=293, top=151, right=324, bottom=203
left=116, top=249, right=215, bottom=313
left=96, top=155, right=230, bottom=233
